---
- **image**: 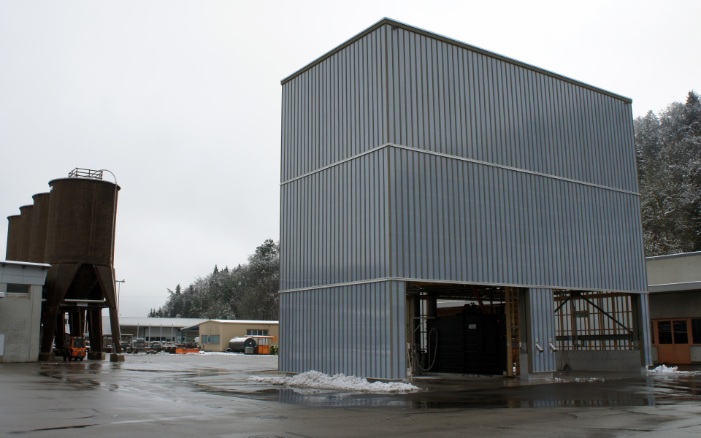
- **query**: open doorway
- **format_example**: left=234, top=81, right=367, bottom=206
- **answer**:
left=407, top=283, right=521, bottom=376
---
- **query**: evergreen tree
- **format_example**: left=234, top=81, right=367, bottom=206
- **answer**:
left=149, top=239, right=280, bottom=319
left=636, top=91, right=701, bottom=255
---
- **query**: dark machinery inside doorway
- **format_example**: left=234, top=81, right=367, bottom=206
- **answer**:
left=407, top=282, right=521, bottom=376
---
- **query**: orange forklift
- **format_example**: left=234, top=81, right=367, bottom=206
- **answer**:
left=62, top=336, right=87, bottom=361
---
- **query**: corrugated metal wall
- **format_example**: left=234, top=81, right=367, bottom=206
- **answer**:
left=637, top=294, right=653, bottom=366
left=279, top=281, right=406, bottom=379
left=281, top=21, right=646, bottom=294
left=281, top=27, right=388, bottom=183
left=280, top=149, right=389, bottom=291
left=388, top=147, right=646, bottom=292
left=386, top=26, right=638, bottom=194
left=280, top=19, right=648, bottom=378
left=526, top=288, right=557, bottom=372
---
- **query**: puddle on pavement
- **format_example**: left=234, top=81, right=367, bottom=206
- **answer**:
left=227, top=373, right=701, bottom=409
left=29, top=358, right=701, bottom=410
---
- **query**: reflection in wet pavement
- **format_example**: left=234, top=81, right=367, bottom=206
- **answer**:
left=5, top=355, right=701, bottom=437
left=22, top=355, right=701, bottom=410
left=248, top=371, right=701, bottom=409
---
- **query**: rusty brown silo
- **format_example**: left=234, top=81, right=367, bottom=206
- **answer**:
left=44, top=178, right=118, bottom=266
left=40, top=169, right=123, bottom=359
left=5, top=214, right=22, bottom=260
left=28, top=192, right=51, bottom=263
left=17, top=205, right=34, bottom=262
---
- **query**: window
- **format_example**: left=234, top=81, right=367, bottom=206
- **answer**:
left=658, top=321, right=672, bottom=344
left=657, top=320, right=691, bottom=345
left=204, top=335, right=220, bottom=344
left=674, top=321, right=689, bottom=344
left=247, top=329, right=269, bottom=336
left=6, top=283, right=30, bottom=294
left=692, top=319, right=701, bottom=344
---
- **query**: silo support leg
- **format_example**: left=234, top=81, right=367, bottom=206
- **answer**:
left=93, top=265, right=123, bottom=356
left=39, top=305, right=59, bottom=359
left=88, top=308, right=105, bottom=360
left=40, top=263, right=80, bottom=356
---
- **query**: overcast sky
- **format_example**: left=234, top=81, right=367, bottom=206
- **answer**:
left=1, top=1, right=699, bottom=317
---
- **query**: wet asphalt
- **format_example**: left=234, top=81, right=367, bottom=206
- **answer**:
left=1, top=353, right=701, bottom=437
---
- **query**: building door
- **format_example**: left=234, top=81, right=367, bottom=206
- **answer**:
left=431, top=311, right=506, bottom=374
left=655, top=320, right=691, bottom=364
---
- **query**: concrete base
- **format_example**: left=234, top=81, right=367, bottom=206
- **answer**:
left=110, top=353, right=125, bottom=362
left=557, top=350, right=642, bottom=372
left=89, top=351, right=106, bottom=361
left=519, top=372, right=554, bottom=381
left=38, top=352, right=55, bottom=362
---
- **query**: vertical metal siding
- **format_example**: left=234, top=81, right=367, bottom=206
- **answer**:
left=280, top=21, right=647, bottom=378
left=388, top=147, right=645, bottom=291
left=281, top=27, right=388, bottom=182
left=638, top=294, right=653, bottom=366
left=527, top=288, right=557, bottom=372
left=280, top=149, right=389, bottom=290
left=279, top=281, right=406, bottom=380
left=386, top=27, right=638, bottom=193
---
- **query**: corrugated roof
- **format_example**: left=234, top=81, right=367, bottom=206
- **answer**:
left=101, top=316, right=208, bottom=331
left=281, top=17, right=632, bottom=103
left=0, top=260, right=51, bottom=268
left=646, top=251, right=701, bottom=261
left=203, top=319, right=279, bottom=324
left=100, top=317, right=278, bottom=333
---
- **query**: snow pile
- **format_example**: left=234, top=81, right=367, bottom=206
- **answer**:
left=249, top=370, right=419, bottom=393
left=648, top=364, right=679, bottom=374
left=553, top=377, right=606, bottom=383
left=573, top=377, right=606, bottom=383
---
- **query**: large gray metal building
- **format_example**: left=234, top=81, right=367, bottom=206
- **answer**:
left=279, top=19, right=651, bottom=380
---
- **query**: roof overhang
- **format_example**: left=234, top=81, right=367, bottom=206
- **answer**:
left=648, top=282, right=701, bottom=293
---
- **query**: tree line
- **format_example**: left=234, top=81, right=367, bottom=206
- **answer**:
left=636, top=91, right=701, bottom=255
left=148, top=239, right=279, bottom=320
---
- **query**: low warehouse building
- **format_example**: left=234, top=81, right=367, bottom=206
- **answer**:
left=0, top=261, right=50, bottom=362
left=198, top=320, right=279, bottom=352
left=279, top=19, right=651, bottom=380
left=101, top=316, right=207, bottom=344
left=647, top=252, right=701, bottom=365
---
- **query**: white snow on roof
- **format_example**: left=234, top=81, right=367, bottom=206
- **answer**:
left=206, top=319, right=278, bottom=324
left=101, top=316, right=208, bottom=334
left=250, top=370, right=419, bottom=393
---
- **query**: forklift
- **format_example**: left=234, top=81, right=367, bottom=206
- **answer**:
left=62, top=336, right=87, bottom=361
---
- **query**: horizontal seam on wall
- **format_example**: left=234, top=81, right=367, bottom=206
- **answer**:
left=280, top=143, right=391, bottom=185
left=280, top=143, right=640, bottom=196
left=279, top=276, right=648, bottom=295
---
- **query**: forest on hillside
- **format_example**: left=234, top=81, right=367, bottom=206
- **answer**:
left=149, top=92, right=701, bottom=319
left=148, top=239, right=279, bottom=320
left=636, top=91, right=701, bottom=255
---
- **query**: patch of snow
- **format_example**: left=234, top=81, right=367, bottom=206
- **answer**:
left=553, top=377, right=606, bottom=383
left=647, top=365, right=701, bottom=376
left=649, top=364, right=679, bottom=374
left=648, top=364, right=679, bottom=374
left=200, top=352, right=238, bottom=356
left=576, top=377, right=605, bottom=383
left=249, top=370, right=419, bottom=393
